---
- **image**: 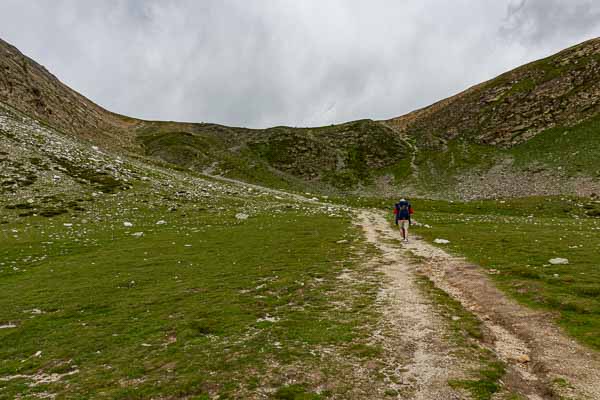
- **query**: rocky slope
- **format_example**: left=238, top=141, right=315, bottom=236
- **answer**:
left=0, top=39, right=139, bottom=150
left=379, top=37, right=600, bottom=198
left=0, top=99, right=345, bottom=228
left=387, top=37, right=600, bottom=149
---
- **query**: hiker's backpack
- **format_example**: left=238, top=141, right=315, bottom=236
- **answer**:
left=395, top=202, right=409, bottom=216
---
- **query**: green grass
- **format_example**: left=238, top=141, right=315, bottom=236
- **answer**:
left=378, top=157, right=413, bottom=183
left=510, top=114, right=600, bottom=177
left=413, top=139, right=499, bottom=192
left=411, top=197, right=600, bottom=350
left=0, top=197, right=378, bottom=399
left=274, top=384, right=324, bottom=400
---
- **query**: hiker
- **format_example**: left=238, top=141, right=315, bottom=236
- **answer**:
left=394, top=198, right=413, bottom=242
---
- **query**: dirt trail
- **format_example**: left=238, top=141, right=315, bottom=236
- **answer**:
left=358, top=210, right=600, bottom=400
left=202, top=173, right=316, bottom=203
left=403, top=230, right=600, bottom=400
left=358, top=211, right=470, bottom=399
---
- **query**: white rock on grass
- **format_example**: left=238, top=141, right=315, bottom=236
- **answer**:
left=549, top=258, right=569, bottom=265
left=0, top=323, right=17, bottom=329
left=256, top=314, right=280, bottom=323
left=131, top=232, right=144, bottom=238
left=123, top=221, right=133, bottom=227
left=434, top=238, right=450, bottom=244
left=235, top=213, right=249, bottom=220
left=156, top=220, right=167, bottom=225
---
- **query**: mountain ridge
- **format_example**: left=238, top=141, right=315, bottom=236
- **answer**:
left=1, top=36, right=599, bottom=198
left=0, top=38, right=139, bottom=150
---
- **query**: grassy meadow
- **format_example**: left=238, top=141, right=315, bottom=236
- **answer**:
left=0, top=195, right=381, bottom=399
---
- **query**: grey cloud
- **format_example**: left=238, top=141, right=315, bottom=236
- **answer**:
left=501, top=0, right=600, bottom=46
left=0, top=0, right=599, bottom=128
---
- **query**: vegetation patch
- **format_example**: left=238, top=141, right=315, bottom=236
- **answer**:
left=274, top=384, right=324, bottom=400
left=510, top=114, right=600, bottom=177
left=52, top=156, right=125, bottom=193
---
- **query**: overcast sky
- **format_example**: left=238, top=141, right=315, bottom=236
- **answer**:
left=1, top=0, right=599, bottom=128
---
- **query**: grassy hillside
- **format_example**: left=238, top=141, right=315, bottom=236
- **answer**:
left=378, top=113, right=600, bottom=199
left=510, top=113, right=600, bottom=178
left=137, top=119, right=411, bottom=192
left=388, top=37, right=600, bottom=149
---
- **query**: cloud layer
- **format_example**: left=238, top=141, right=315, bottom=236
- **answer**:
left=1, top=0, right=599, bottom=128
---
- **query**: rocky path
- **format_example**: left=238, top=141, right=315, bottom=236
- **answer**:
left=359, top=210, right=600, bottom=400
left=358, top=211, right=470, bottom=399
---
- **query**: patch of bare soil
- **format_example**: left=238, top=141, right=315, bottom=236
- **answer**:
left=398, top=215, right=600, bottom=400
left=357, top=211, right=472, bottom=399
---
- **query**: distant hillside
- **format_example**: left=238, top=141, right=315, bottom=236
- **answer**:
left=1, top=36, right=599, bottom=198
left=136, top=119, right=409, bottom=192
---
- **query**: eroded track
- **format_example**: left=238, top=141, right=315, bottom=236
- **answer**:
left=358, top=210, right=600, bottom=400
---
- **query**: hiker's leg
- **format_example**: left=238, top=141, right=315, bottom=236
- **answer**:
left=404, top=220, right=409, bottom=240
